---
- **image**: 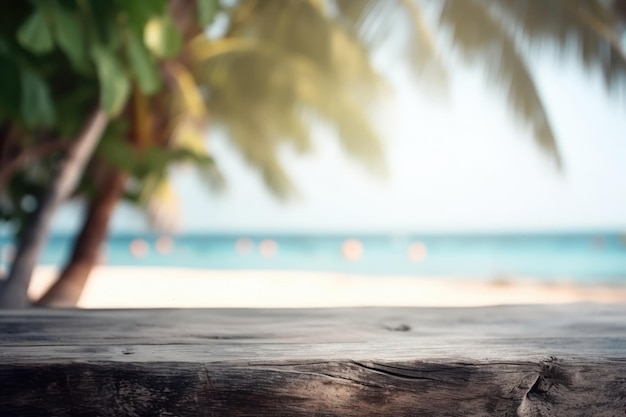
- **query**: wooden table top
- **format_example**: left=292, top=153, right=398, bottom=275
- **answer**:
left=1, top=305, right=625, bottom=416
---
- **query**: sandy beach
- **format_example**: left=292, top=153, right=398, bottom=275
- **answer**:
left=26, top=266, right=626, bottom=308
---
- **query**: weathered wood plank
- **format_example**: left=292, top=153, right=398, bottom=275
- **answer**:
left=1, top=305, right=626, bottom=416
left=3, top=358, right=626, bottom=416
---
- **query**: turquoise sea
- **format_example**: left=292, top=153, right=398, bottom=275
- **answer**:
left=1, top=233, right=626, bottom=284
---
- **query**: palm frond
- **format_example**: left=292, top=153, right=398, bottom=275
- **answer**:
left=141, top=175, right=181, bottom=233
left=135, top=119, right=224, bottom=231
left=491, top=0, right=626, bottom=97
left=226, top=0, right=386, bottom=93
left=335, top=0, right=446, bottom=86
left=439, top=0, right=561, bottom=166
left=163, top=61, right=209, bottom=119
left=190, top=34, right=386, bottom=195
left=171, top=114, right=225, bottom=191
left=401, top=0, right=446, bottom=82
left=227, top=120, right=296, bottom=199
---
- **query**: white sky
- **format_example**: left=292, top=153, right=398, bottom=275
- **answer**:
left=52, top=47, right=626, bottom=235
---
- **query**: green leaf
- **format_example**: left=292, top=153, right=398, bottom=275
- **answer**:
left=97, top=125, right=134, bottom=172
left=20, top=70, right=56, bottom=128
left=127, top=30, right=161, bottom=94
left=142, top=147, right=170, bottom=175
left=197, top=0, right=220, bottom=27
left=100, top=141, right=135, bottom=172
left=91, top=45, right=130, bottom=116
left=0, top=34, right=10, bottom=56
left=17, top=8, right=54, bottom=54
left=0, top=56, right=21, bottom=119
left=144, top=15, right=182, bottom=58
left=120, top=0, right=167, bottom=32
left=55, top=84, right=98, bottom=137
left=52, top=3, right=89, bottom=73
left=82, top=1, right=118, bottom=46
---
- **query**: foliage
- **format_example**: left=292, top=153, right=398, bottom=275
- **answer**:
left=2, top=0, right=626, bottom=237
left=0, top=0, right=221, bottom=235
left=336, top=0, right=626, bottom=168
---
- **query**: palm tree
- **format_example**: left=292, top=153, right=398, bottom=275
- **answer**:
left=34, top=0, right=388, bottom=307
left=3, top=0, right=626, bottom=307
left=0, top=0, right=219, bottom=307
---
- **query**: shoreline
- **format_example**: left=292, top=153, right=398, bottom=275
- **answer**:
left=27, top=266, right=626, bottom=308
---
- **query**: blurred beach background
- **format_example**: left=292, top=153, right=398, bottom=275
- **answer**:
left=1, top=1, right=626, bottom=308
left=8, top=233, right=626, bottom=307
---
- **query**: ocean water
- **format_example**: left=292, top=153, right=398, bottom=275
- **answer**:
left=1, top=233, right=626, bottom=284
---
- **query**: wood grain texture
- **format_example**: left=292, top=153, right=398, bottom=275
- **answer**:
left=1, top=305, right=626, bottom=416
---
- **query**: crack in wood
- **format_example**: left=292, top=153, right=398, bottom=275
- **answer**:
left=242, top=364, right=397, bottom=390
left=350, top=360, right=467, bottom=384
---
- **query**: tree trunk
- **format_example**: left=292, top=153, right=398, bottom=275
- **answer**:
left=35, top=169, right=126, bottom=308
left=0, top=109, right=108, bottom=309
